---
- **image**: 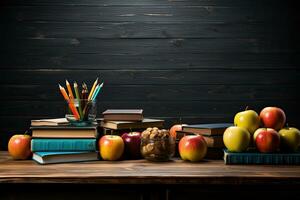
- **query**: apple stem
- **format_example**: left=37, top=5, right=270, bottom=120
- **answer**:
left=24, top=130, right=30, bottom=136
left=179, top=117, right=182, bottom=124
left=286, top=123, right=289, bottom=128
left=245, top=106, right=249, bottom=111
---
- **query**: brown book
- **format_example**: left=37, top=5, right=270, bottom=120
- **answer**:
left=31, top=126, right=98, bottom=138
left=102, top=109, right=143, bottom=121
left=202, top=136, right=224, bottom=148
left=182, top=123, right=232, bottom=136
left=99, top=118, right=164, bottom=130
left=31, top=118, right=69, bottom=126
left=176, top=131, right=224, bottom=148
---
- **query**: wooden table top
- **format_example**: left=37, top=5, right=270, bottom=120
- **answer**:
left=0, top=151, right=300, bottom=185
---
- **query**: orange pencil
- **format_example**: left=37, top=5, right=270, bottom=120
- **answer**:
left=59, top=84, right=80, bottom=120
left=66, top=80, right=75, bottom=99
left=88, top=77, right=98, bottom=100
left=59, top=84, right=69, bottom=101
left=68, top=94, right=80, bottom=120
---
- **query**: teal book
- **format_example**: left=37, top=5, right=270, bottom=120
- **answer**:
left=32, top=151, right=98, bottom=164
left=224, top=149, right=300, bottom=165
left=31, top=139, right=96, bottom=152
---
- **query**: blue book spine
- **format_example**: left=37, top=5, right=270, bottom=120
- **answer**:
left=31, top=139, right=96, bottom=152
left=224, top=149, right=300, bottom=165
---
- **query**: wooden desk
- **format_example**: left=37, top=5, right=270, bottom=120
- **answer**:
left=0, top=151, right=300, bottom=200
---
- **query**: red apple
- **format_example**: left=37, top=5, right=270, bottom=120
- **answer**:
left=260, top=107, right=286, bottom=130
left=8, top=134, right=32, bottom=160
left=170, top=124, right=188, bottom=139
left=178, top=135, right=207, bottom=162
left=121, top=132, right=141, bottom=159
left=99, top=135, right=124, bottom=161
left=255, top=128, right=280, bottom=153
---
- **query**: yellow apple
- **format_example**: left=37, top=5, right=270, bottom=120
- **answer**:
left=234, top=110, right=260, bottom=134
left=223, top=126, right=250, bottom=152
left=99, top=135, right=124, bottom=161
left=279, top=127, right=300, bottom=152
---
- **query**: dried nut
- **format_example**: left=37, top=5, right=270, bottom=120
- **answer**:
left=141, top=127, right=174, bottom=161
left=146, top=143, right=155, bottom=152
left=141, top=131, right=150, bottom=139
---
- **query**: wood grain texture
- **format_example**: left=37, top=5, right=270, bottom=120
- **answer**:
left=0, top=151, right=300, bottom=184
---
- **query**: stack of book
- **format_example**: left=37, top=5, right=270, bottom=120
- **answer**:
left=30, top=118, right=98, bottom=164
left=176, top=123, right=232, bottom=159
left=99, top=109, right=164, bottom=134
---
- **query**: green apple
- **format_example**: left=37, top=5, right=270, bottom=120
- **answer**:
left=279, top=127, right=300, bottom=152
left=234, top=109, right=260, bottom=134
left=223, top=126, right=250, bottom=152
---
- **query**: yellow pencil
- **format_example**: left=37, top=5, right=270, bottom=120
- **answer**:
left=66, top=80, right=75, bottom=99
left=88, top=77, right=98, bottom=100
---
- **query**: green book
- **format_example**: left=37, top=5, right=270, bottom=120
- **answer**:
left=32, top=151, right=98, bottom=164
left=224, top=149, right=300, bottom=165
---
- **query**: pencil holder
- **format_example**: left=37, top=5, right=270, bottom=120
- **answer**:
left=65, top=99, right=97, bottom=126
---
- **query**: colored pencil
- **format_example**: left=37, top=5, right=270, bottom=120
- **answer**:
left=81, top=82, right=88, bottom=110
left=91, top=82, right=104, bottom=101
left=59, top=84, right=80, bottom=120
left=88, top=78, right=98, bottom=100
left=74, top=82, right=83, bottom=119
left=68, top=94, right=80, bottom=120
left=66, top=80, right=75, bottom=99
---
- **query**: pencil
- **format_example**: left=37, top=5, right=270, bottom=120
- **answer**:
left=68, top=94, right=80, bottom=120
left=88, top=77, right=98, bottom=100
left=59, top=84, right=69, bottom=101
left=74, top=82, right=83, bottom=119
left=59, top=84, right=80, bottom=120
left=91, top=82, right=104, bottom=101
left=66, top=80, right=75, bottom=99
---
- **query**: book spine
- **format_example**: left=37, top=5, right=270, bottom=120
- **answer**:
left=224, top=152, right=300, bottom=165
left=31, top=139, right=96, bottom=152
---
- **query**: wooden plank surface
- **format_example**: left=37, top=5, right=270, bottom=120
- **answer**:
left=0, top=151, right=300, bottom=184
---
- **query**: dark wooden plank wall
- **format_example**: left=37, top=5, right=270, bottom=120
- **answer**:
left=0, top=0, right=299, bottom=150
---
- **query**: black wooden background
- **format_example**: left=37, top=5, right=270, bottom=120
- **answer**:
left=0, top=0, right=299, bottom=150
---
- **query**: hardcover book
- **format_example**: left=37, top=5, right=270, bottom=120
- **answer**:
left=32, top=151, right=98, bottom=164
left=31, top=138, right=96, bottom=152
left=182, top=123, right=232, bottom=136
left=224, top=149, right=300, bottom=165
left=31, top=126, right=98, bottom=138
left=102, top=109, right=143, bottom=121
left=176, top=131, right=224, bottom=148
left=99, top=118, right=164, bottom=130
left=31, top=118, right=69, bottom=126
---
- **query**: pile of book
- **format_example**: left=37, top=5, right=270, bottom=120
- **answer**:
left=176, top=123, right=232, bottom=159
left=99, top=109, right=164, bottom=135
left=30, top=118, right=98, bottom=164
